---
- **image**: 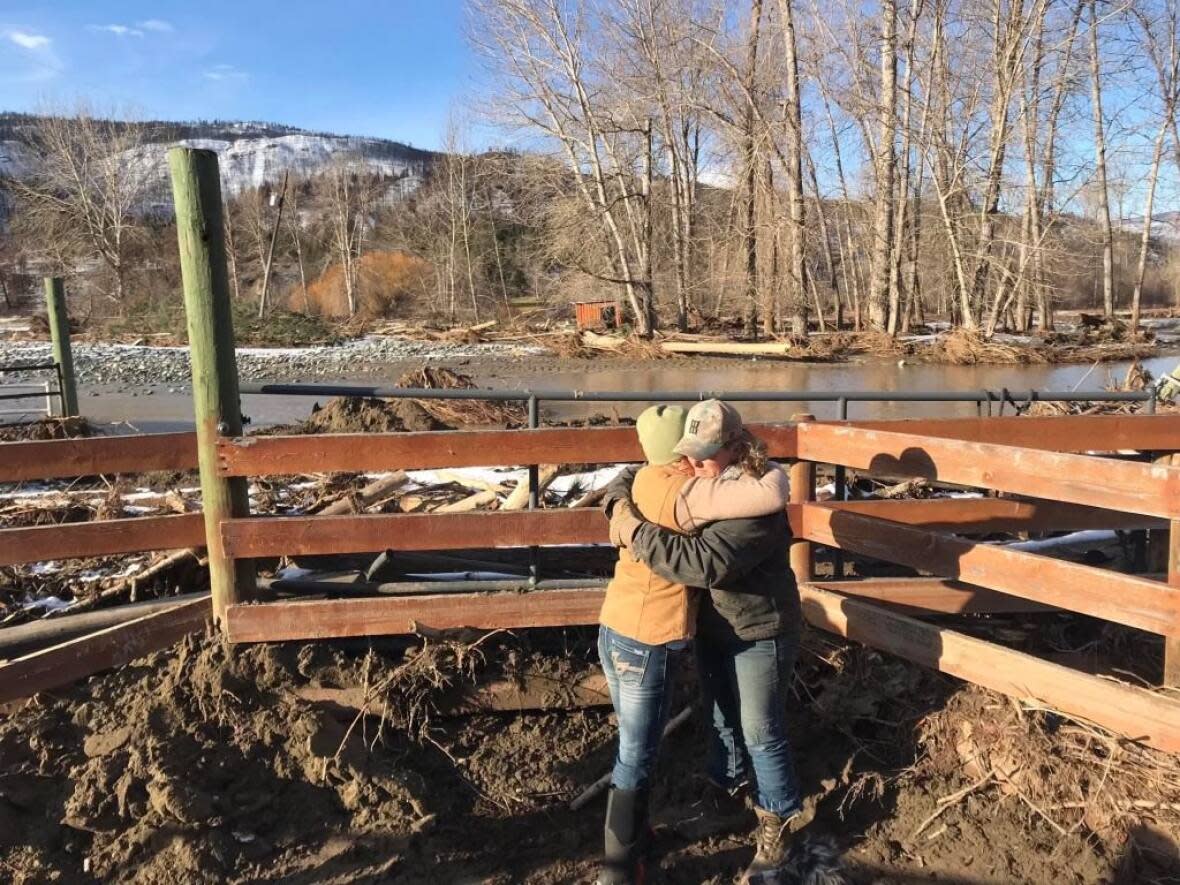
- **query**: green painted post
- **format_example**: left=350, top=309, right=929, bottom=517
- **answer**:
left=167, top=147, right=255, bottom=625
left=43, top=277, right=78, bottom=417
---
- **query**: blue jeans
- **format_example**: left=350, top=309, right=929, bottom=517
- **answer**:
left=598, top=625, right=687, bottom=791
left=697, top=634, right=801, bottom=816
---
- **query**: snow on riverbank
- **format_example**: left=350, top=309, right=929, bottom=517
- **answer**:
left=0, top=336, right=546, bottom=387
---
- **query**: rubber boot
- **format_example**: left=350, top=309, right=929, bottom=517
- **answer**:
left=741, top=806, right=794, bottom=884
left=597, top=787, right=648, bottom=885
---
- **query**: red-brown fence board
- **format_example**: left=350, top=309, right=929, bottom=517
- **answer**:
left=797, top=423, right=1180, bottom=518
left=221, top=509, right=608, bottom=559
left=224, top=588, right=606, bottom=642
left=0, top=596, right=210, bottom=704
left=849, top=414, right=1180, bottom=451
left=811, top=498, right=1162, bottom=534
left=215, top=424, right=799, bottom=477
left=802, top=503, right=1180, bottom=635
left=800, top=585, right=1180, bottom=754
left=0, top=512, right=206, bottom=567
left=0, top=432, right=198, bottom=483
left=811, top=577, right=1055, bottom=614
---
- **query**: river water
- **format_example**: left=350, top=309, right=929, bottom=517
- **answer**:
left=53, top=352, right=1178, bottom=433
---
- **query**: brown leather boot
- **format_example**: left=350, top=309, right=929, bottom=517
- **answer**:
left=741, top=806, right=794, bottom=884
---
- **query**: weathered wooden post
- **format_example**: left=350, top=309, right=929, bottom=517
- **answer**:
left=167, top=147, right=255, bottom=626
left=43, top=277, right=78, bottom=418
left=1167, top=454, right=1180, bottom=686
left=789, top=413, right=816, bottom=584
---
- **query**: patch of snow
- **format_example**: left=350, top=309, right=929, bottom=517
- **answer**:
left=406, top=467, right=524, bottom=488
left=21, top=595, right=73, bottom=614
left=549, top=465, right=626, bottom=495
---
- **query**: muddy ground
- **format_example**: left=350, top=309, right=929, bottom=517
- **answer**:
left=3, top=390, right=1180, bottom=883
left=2, top=619, right=1178, bottom=885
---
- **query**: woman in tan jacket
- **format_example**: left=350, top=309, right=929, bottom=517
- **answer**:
left=596, top=404, right=790, bottom=885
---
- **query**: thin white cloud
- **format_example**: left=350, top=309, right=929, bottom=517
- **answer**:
left=203, top=64, right=247, bottom=82
left=2, top=28, right=61, bottom=82
left=89, top=24, right=144, bottom=38
left=138, top=19, right=174, bottom=33
left=6, top=29, right=50, bottom=50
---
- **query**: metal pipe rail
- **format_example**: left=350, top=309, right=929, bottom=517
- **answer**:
left=0, top=361, right=65, bottom=412
left=240, top=381, right=1155, bottom=406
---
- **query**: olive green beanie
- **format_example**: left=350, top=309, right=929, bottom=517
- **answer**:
left=636, top=404, right=688, bottom=465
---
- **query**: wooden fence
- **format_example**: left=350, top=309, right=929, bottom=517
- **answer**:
left=4, top=147, right=1180, bottom=756
left=4, top=413, right=1180, bottom=751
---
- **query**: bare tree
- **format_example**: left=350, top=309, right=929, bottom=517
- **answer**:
left=257, top=169, right=290, bottom=318
left=868, top=0, right=898, bottom=331
left=776, top=0, right=810, bottom=337
left=470, top=0, right=657, bottom=335
left=1088, top=0, right=1116, bottom=317
left=8, top=106, right=151, bottom=306
left=323, top=158, right=377, bottom=317
left=1131, top=0, right=1180, bottom=331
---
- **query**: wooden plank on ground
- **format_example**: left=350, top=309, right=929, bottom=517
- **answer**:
left=222, top=509, right=607, bottom=559
left=804, top=498, right=1163, bottom=534
left=216, top=424, right=798, bottom=477
left=801, top=503, right=1180, bottom=636
left=808, top=578, right=1055, bottom=614
left=224, top=588, right=606, bottom=643
left=0, top=513, right=206, bottom=566
left=295, top=670, right=611, bottom=716
left=799, top=584, right=1180, bottom=754
left=0, top=595, right=210, bottom=704
left=796, top=423, right=1180, bottom=518
left=846, top=414, right=1180, bottom=452
left=0, top=432, right=198, bottom=483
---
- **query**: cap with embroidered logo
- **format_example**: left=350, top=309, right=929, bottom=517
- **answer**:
left=673, top=399, right=744, bottom=460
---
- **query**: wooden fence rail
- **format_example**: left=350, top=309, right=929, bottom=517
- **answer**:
left=0, top=513, right=205, bottom=567
left=802, top=503, right=1179, bottom=636
left=796, top=423, right=1180, bottom=519
left=0, top=432, right=198, bottom=483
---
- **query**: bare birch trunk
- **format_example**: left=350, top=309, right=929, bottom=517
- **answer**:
left=868, top=0, right=898, bottom=331
left=744, top=0, right=765, bottom=336
left=777, top=0, right=809, bottom=337
left=1088, top=0, right=1116, bottom=318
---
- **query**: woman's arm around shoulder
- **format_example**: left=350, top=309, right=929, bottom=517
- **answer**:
left=674, top=462, right=790, bottom=531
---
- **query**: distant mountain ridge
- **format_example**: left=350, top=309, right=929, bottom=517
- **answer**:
left=0, top=112, right=438, bottom=205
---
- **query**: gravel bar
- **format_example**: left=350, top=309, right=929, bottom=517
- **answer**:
left=0, top=336, right=546, bottom=387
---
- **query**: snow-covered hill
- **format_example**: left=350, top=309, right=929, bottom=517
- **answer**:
left=0, top=115, right=437, bottom=212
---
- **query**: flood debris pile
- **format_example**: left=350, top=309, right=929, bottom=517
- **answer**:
left=394, top=366, right=527, bottom=427
left=300, top=396, right=449, bottom=435
left=0, top=417, right=89, bottom=443
left=534, top=317, right=1164, bottom=367
left=928, top=329, right=1049, bottom=365
left=0, top=480, right=204, bottom=627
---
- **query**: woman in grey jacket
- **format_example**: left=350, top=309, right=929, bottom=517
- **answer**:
left=604, top=400, right=803, bottom=884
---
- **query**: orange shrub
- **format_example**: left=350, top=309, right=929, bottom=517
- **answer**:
left=298, top=251, right=433, bottom=318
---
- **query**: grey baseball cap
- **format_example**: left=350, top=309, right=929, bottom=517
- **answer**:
left=673, top=399, right=744, bottom=460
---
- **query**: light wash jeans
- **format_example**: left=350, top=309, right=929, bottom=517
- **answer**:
left=598, top=625, right=688, bottom=791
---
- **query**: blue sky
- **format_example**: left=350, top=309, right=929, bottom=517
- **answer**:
left=0, top=1, right=472, bottom=149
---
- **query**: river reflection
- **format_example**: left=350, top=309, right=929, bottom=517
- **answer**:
left=66, top=353, right=1178, bottom=432
left=491, top=355, right=1178, bottom=422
